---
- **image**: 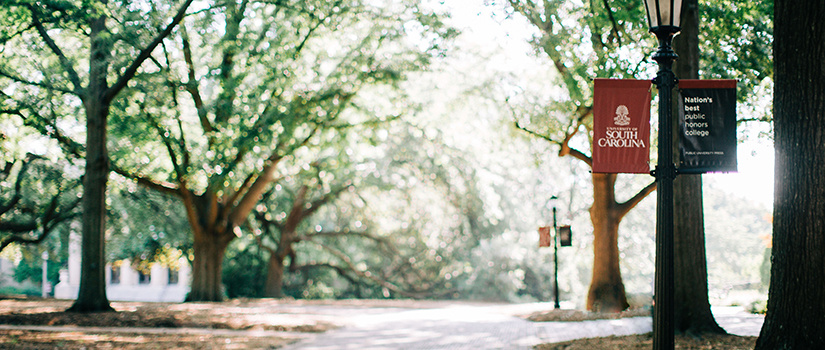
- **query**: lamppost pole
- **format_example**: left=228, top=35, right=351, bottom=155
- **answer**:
left=552, top=204, right=560, bottom=309
left=643, top=1, right=682, bottom=349
left=42, top=251, right=49, bottom=298
left=645, top=0, right=682, bottom=350
left=652, top=28, right=678, bottom=350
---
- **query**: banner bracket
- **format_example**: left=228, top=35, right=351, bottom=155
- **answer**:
left=651, top=164, right=679, bottom=180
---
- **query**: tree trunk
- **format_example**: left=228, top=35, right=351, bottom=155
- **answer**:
left=264, top=251, right=287, bottom=298
left=181, top=192, right=238, bottom=302
left=671, top=0, right=725, bottom=334
left=587, top=173, right=629, bottom=312
left=68, top=12, right=113, bottom=313
left=262, top=186, right=309, bottom=298
left=755, top=1, right=825, bottom=348
left=673, top=176, right=724, bottom=333
left=187, top=229, right=232, bottom=301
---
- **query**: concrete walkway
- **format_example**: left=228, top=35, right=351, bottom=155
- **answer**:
left=0, top=302, right=764, bottom=349
left=280, top=303, right=764, bottom=350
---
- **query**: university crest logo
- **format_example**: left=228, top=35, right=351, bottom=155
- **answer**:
left=614, top=105, right=630, bottom=126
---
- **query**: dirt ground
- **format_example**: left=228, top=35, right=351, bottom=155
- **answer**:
left=0, top=296, right=506, bottom=349
left=535, top=333, right=757, bottom=349
left=0, top=296, right=344, bottom=349
left=0, top=296, right=757, bottom=349
left=527, top=309, right=757, bottom=349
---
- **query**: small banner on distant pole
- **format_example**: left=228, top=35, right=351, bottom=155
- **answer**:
left=559, top=225, right=572, bottom=247
left=592, top=79, right=652, bottom=174
left=538, top=226, right=551, bottom=248
left=678, top=79, right=737, bottom=173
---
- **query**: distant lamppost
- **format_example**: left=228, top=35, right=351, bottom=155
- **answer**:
left=643, top=1, right=682, bottom=349
left=41, top=251, right=49, bottom=298
left=549, top=196, right=561, bottom=309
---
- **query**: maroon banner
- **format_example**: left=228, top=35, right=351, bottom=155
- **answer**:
left=592, top=79, right=652, bottom=173
left=538, top=226, right=551, bottom=248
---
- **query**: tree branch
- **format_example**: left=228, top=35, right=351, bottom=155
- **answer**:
left=223, top=171, right=257, bottom=209
left=292, top=262, right=362, bottom=286
left=0, top=175, right=81, bottom=254
left=0, top=69, right=76, bottom=95
left=105, top=0, right=195, bottom=103
left=601, top=0, right=622, bottom=46
left=301, top=182, right=352, bottom=218
left=28, top=6, right=83, bottom=95
left=181, top=26, right=213, bottom=135
left=111, top=164, right=181, bottom=197
left=227, top=153, right=285, bottom=227
left=1, top=95, right=84, bottom=159
left=615, top=180, right=657, bottom=219
left=141, top=106, right=185, bottom=182
left=513, top=120, right=593, bottom=166
left=302, top=237, right=438, bottom=299
left=0, top=220, right=38, bottom=234
left=0, top=157, right=29, bottom=216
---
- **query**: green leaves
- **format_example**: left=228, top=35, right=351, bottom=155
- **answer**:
left=701, top=0, right=773, bottom=101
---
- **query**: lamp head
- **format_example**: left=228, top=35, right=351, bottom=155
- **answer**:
left=644, top=0, right=683, bottom=34
left=547, top=195, right=560, bottom=210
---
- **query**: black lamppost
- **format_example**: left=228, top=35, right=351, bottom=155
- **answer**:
left=643, top=1, right=682, bottom=349
left=550, top=196, right=560, bottom=309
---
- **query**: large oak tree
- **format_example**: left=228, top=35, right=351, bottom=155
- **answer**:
left=755, top=1, right=825, bottom=348
left=110, top=0, right=455, bottom=301
left=0, top=0, right=193, bottom=312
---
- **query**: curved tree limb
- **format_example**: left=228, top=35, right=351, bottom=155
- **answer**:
left=302, top=237, right=441, bottom=299
left=0, top=163, right=82, bottom=253
left=292, top=262, right=361, bottom=287
left=0, top=158, right=29, bottom=216
left=227, top=153, right=285, bottom=227
left=228, top=124, right=320, bottom=227
left=1, top=98, right=84, bottom=159
left=28, top=6, right=83, bottom=95
left=513, top=120, right=593, bottom=167
left=180, top=26, right=213, bottom=135
left=615, top=180, right=657, bottom=219
left=141, top=106, right=185, bottom=182
left=111, top=165, right=181, bottom=197
left=0, top=69, right=75, bottom=96
left=601, top=0, right=622, bottom=46
left=301, top=182, right=353, bottom=219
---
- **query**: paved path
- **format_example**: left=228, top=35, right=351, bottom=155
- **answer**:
left=0, top=302, right=764, bottom=349
left=280, top=303, right=764, bottom=350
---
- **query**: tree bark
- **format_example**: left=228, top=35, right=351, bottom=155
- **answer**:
left=68, top=11, right=114, bottom=313
left=264, top=251, right=287, bottom=298
left=755, top=1, right=825, bottom=348
left=262, top=186, right=309, bottom=298
left=187, top=229, right=232, bottom=301
left=673, top=175, right=724, bottom=333
left=671, top=0, right=725, bottom=334
left=182, top=191, right=236, bottom=302
left=587, top=173, right=629, bottom=312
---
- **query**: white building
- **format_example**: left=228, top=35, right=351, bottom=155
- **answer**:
left=54, top=232, right=190, bottom=302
